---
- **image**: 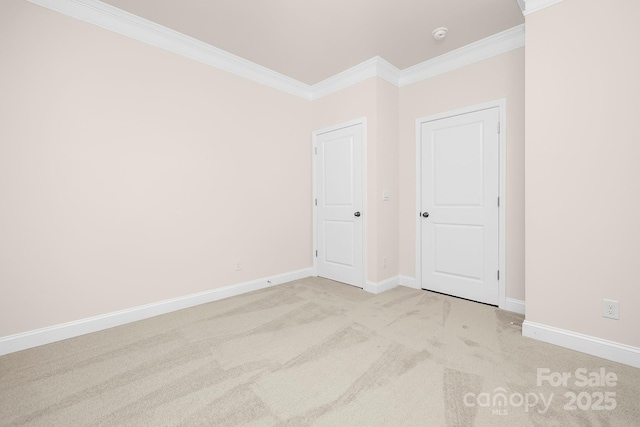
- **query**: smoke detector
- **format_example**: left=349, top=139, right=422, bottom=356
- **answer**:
left=432, top=27, right=448, bottom=41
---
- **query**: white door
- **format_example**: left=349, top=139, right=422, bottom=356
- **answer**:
left=315, top=123, right=364, bottom=287
left=420, top=108, right=499, bottom=305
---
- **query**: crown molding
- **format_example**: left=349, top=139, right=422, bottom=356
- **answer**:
left=523, top=0, right=565, bottom=16
left=399, top=24, right=525, bottom=87
left=28, top=0, right=525, bottom=100
left=309, top=56, right=400, bottom=101
left=309, top=25, right=524, bottom=98
left=27, top=0, right=312, bottom=100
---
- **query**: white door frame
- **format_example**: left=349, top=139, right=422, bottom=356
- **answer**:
left=415, top=100, right=507, bottom=309
left=312, top=117, right=367, bottom=287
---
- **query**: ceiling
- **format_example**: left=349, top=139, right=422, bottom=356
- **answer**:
left=101, top=0, right=524, bottom=85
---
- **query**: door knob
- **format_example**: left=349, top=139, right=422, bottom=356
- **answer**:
left=422, top=212, right=429, bottom=218
left=354, top=212, right=361, bottom=217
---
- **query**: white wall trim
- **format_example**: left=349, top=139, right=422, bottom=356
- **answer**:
left=364, top=276, right=400, bottom=294
left=309, top=57, right=400, bottom=101
left=26, top=0, right=312, bottom=100
left=0, top=268, right=313, bottom=356
left=522, top=321, right=640, bottom=369
left=399, top=25, right=525, bottom=87
left=523, top=0, right=565, bottom=15
left=399, top=275, right=419, bottom=289
left=395, top=276, right=524, bottom=314
left=415, top=99, right=508, bottom=310
left=28, top=0, right=524, bottom=100
left=498, top=100, right=508, bottom=310
left=505, top=298, right=525, bottom=315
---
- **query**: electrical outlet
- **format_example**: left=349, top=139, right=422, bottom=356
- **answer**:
left=235, top=259, right=242, bottom=271
left=602, top=299, right=619, bottom=320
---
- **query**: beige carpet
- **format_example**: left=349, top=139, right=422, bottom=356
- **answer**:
left=1, top=277, right=639, bottom=426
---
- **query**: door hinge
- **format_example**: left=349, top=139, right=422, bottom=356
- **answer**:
left=497, top=122, right=501, bottom=134
left=314, top=147, right=317, bottom=154
left=497, top=270, right=500, bottom=280
left=497, top=196, right=500, bottom=207
left=315, top=250, right=318, bottom=257
left=315, top=198, right=317, bottom=206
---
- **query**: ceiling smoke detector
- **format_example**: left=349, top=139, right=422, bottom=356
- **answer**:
left=432, top=27, right=448, bottom=41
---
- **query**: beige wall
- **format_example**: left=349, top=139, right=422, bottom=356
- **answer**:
left=0, top=1, right=312, bottom=336
left=399, top=48, right=526, bottom=300
left=374, top=80, right=400, bottom=282
left=525, top=0, right=640, bottom=347
left=1, top=0, right=526, bottom=340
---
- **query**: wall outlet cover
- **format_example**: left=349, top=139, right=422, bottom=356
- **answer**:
left=602, top=299, right=619, bottom=320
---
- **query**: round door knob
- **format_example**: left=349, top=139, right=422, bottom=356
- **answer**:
left=354, top=212, right=361, bottom=217
left=422, top=212, right=429, bottom=218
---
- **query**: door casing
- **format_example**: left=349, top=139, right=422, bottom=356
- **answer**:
left=415, top=100, right=507, bottom=309
left=312, top=117, right=367, bottom=288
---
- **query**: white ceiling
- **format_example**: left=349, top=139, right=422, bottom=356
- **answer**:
left=101, top=0, right=524, bottom=85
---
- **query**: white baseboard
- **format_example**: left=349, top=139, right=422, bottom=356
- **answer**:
left=399, top=275, right=419, bottom=289
left=364, top=276, right=400, bottom=294
left=0, top=268, right=313, bottom=356
left=364, top=275, right=428, bottom=293
left=396, top=277, right=525, bottom=315
left=505, top=298, right=525, bottom=315
left=522, top=320, right=640, bottom=369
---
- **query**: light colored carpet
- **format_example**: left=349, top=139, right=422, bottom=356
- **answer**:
left=1, top=277, right=639, bottom=426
